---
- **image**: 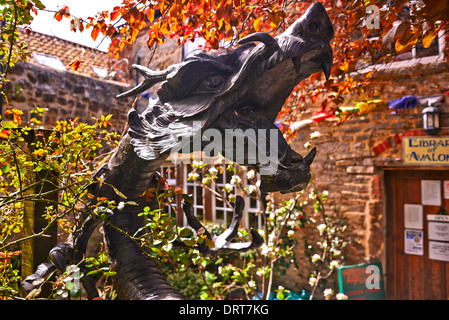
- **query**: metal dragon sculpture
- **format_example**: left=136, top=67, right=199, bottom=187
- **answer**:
left=23, top=2, right=333, bottom=300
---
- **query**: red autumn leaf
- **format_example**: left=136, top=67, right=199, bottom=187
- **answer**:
left=54, top=5, right=70, bottom=22
left=422, top=29, right=437, bottom=48
left=91, top=26, right=100, bottom=41
left=110, top=7, right=120, bottom=21
left=54, top=11, right=63, bottom=22
left=0, top=130, right=10, bottom=139
left=68, top=59, right=81, bottom=71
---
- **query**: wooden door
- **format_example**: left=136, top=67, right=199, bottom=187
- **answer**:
left=385, top=170, right=449, bottom=300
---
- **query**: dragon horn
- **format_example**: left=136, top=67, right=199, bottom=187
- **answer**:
left=116, top=65, right=169, bottom=98
left=238, top=32, right=276, bottom=46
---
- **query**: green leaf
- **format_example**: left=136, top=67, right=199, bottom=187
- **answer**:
left=276, top=291, right=285, bottom=300
left=179, top=227, right=191, bottom=238
left=70, top=285, right=82, bottom=299
left=2, top=121, right=17, bottom=129
left=1, top=164, right=10, bottom=173
left=183, top=238, right=196, bottom=246
left=205, top=238, right=215, bottom=249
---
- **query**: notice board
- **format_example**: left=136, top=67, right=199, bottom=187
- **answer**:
left=337, top=262, right=385, bottom=300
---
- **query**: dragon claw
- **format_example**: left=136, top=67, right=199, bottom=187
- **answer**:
left=181, top=196, right=264, bottom=257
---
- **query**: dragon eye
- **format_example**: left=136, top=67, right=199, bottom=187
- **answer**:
left=206, top=75, right=224, bottom=89
left=307, top=21, right=320, bottom=34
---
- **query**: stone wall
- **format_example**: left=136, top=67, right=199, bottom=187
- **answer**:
left=5, top=60, right=133, bottom=132
left=278, top=61, right=449, bottom=292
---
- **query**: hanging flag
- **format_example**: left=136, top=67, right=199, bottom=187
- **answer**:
left=388, top=95, right=418, bottom=110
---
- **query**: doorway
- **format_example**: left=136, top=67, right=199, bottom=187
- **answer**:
left=385, top=169, right=449, bottom=299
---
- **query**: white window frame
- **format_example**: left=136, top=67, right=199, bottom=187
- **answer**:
left=183, top=164, right=205, bottom=224
left=181, top=162, right=263, bottom=229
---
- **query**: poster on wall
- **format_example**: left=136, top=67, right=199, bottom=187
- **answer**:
left=428, top=222, right=449, bottom=242
left=429, top=241, right=449, bottom=262
left=404, top=229, right=424, bottom=255
left=444, top=181, right=449, bottom=199
left=421, top=180, right=442, bottom=206
left=404, top=204, right=423, bottom=229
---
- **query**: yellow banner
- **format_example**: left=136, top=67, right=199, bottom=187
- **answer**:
left=403, top=136, right=449, bottom=165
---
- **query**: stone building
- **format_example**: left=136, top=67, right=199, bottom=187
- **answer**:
left=5, top=29, right=132, bottom=131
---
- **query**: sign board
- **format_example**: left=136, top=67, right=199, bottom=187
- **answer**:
left=337, top=262, right=385, bottom=300
left=427, top=214, right=449, bottom=222
left=428, top=222, right=449, bottom=242
left=429, top=241, right=449, bottom=262
left=404, top=229, right=424, bottom=255
left=403, top=136, right=449, bottom=165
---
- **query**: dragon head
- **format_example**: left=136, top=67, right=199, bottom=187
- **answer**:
left=118, top=2, right=333, bottom=193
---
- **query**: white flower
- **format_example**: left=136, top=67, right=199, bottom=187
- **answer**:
left=323, top=190, right=329, bottom=196
left=255, top=180, right=261, bottom=187
left=248, top=280, right=256, bottom=288
left=308, top=276, right=317, bottom=287
left=330, top=260, right=339, bottom=269
left=230, top=175, right=241, bottom=185
left=323, top=288, right=333, bottom=300
left=333, top=249, right=342, bottom=256
left=336, top=293, right=348, bottom=300
left=246, top=169, right=255, bottom=180
left=247, top=185, right=257, bottom=194
left=260, top=243, right=269, bottom=256
left=304, top=142, right=311, bottom=149
left=317, top=224, right=326, bottom=232
left=311, top=254, right=321, bottom=263
left=287, top=230, right=295, bottom=238
left=310, top=131, right=320, bottom=139
left=277, top=285, right=285, bottom=291
left=202, top=177, right=210, bottom=185
left=192, top=160, right=204, bottom=167
left=224, top=183, right=233, bottom=192
left=208, top=167, right=218, bottom=175
left=188, top=172, right=199, bottom=181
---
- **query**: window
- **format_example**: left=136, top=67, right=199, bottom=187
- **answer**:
left=159, top=163, right=177, bottom=216
left=358, top=28, right=447, bottom=75
left=183, top=164, right=205, bottom=221
left=212, top=164, right=235, bottom=226
left=181, top=162, right=264, bottom=230
left=32, top=52, right=66, bottom=71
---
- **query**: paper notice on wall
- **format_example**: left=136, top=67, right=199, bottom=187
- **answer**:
left=404, top=204, right=423, bottom=229
left=429, top=241, right=449, bottom=262
left=444, top=181, right=449, bottom=199
left=428, top=222, right=449, bottom=242
left=421, top=180, right=441, bottom=206
left=404, top=229, right=424, bottom=256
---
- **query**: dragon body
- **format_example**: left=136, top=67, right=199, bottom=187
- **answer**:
left=23, top=2, right=333, bottom=300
